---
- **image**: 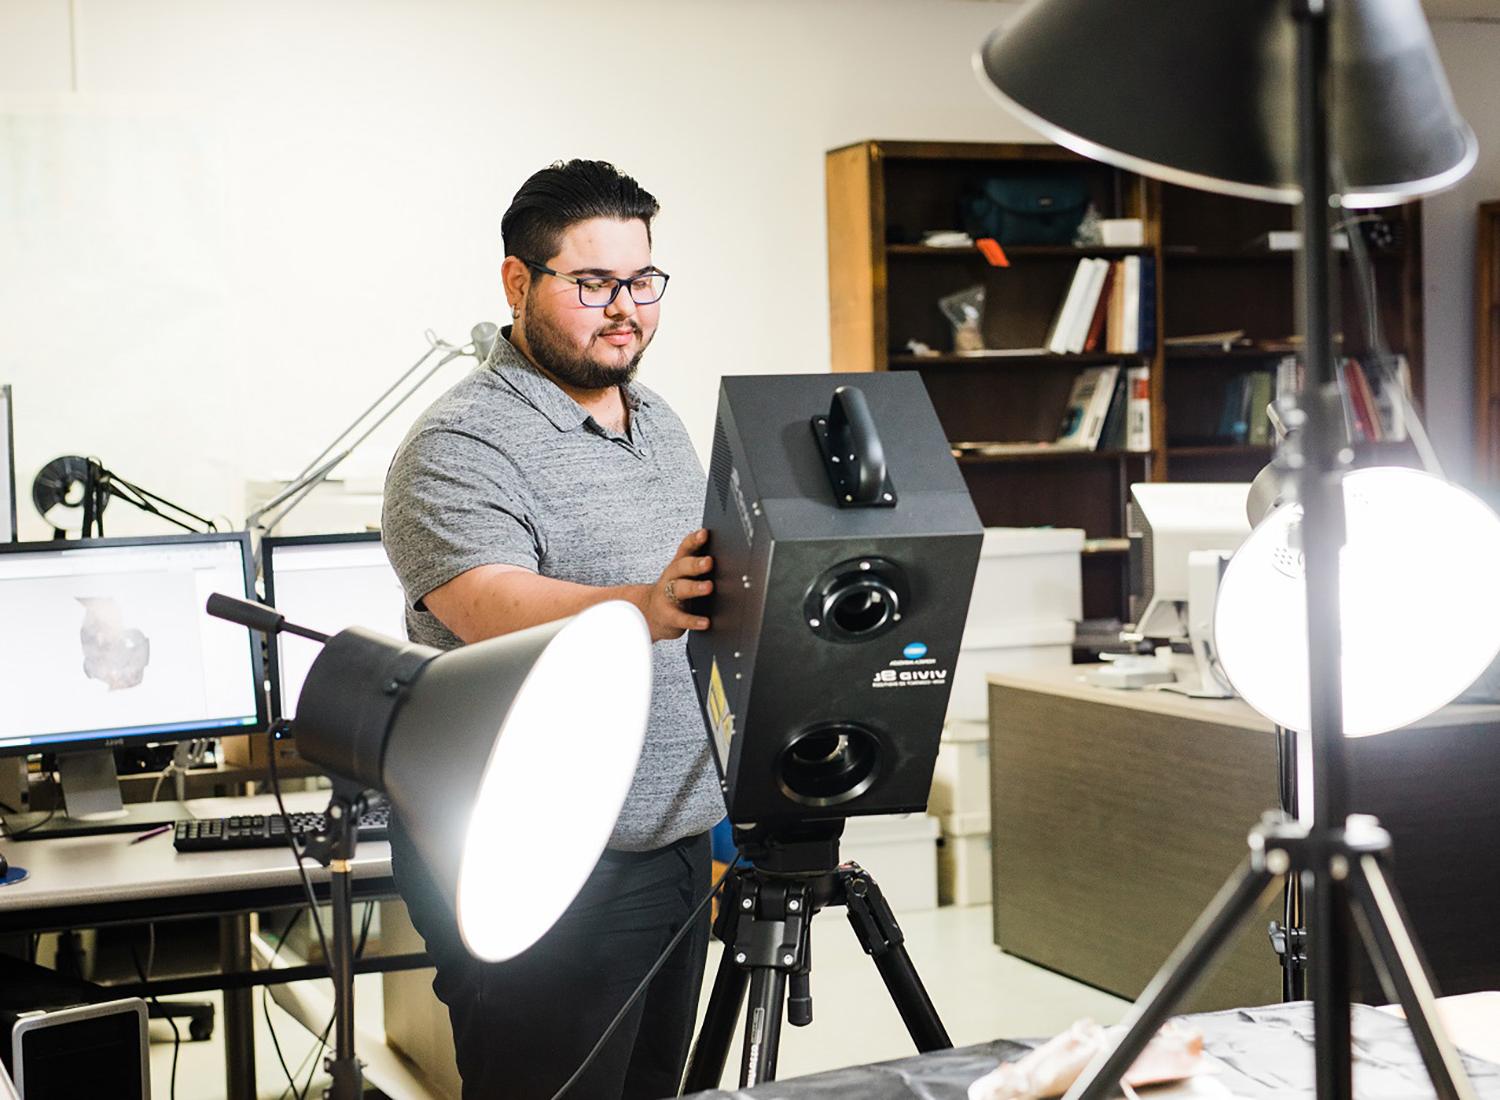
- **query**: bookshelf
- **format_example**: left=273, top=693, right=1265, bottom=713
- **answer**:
left=825, top=140, right=1425, bottom=622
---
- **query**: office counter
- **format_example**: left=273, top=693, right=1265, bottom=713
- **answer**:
left=987, top=667, right=1500, bottom=1011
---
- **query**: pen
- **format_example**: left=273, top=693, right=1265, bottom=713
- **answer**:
left=130, top=824, right=172, bottom=844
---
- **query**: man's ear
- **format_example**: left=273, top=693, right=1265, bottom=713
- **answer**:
left=500, top=256, right=530, bottom=314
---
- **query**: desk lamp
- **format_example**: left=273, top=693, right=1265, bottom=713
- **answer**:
left=979, top=2, right=1486, bottom=1098
left=206, top=595, right=651, bottom=1099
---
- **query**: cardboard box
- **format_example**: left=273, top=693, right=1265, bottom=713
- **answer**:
left=928, top=721, right=990, bottom=819
left=947, top=620, right=1075, bottom=722
left=841, top=813, right=940, bottom=913
left=220, top=732, right=305, bottom=771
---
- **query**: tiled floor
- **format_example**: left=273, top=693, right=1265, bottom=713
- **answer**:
left=147, top=903, right=1130, bottom=1099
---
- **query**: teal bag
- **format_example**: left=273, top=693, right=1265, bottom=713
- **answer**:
left=960, top=174, right=1091, bottom=245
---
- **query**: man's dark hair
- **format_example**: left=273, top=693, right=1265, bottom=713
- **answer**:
left=501, top=159, right=660, bottom=262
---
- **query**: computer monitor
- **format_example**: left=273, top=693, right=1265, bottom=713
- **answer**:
left=1128, top=482, right=1252, bottom=640
left=0, top=533, right=266, bottom=837
left=261, top=532, right=406, bottom=720
left=0, top=386, right=15, bottom=543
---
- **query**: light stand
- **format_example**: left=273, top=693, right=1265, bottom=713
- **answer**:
left=204, top=589, right=653, bottom=1100
left=975, top=1, right=1487, bottom=1097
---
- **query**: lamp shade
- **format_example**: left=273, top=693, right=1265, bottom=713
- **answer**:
left=975, top=0, right=1476, bottom=206
left=1214, top=467, right=1500, bottom=736
left=294, top=600, right=652, bottom=961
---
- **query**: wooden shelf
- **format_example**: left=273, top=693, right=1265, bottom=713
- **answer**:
left=887, top=244, right=1154, bottom=259
left=1163, top=346, right=1299, bottom=360
left=955, top=447, right=1146, bottom=465
left=1163, top=246, right=1407, bottom=263
left=891, top=352, right=1146, bottom=367
left=1167, top=444, right=1274, bottom=457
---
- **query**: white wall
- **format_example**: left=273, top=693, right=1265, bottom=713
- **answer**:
left=4, top=3, right=1497, bottom=543
left=0, top=0, right=1037, bottom=540
left=1426, top=21, right=1500, bottom=486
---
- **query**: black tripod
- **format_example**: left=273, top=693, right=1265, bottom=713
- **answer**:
left=680, top=823, right=951, bottom=1090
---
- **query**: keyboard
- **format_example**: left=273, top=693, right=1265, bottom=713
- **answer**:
left=173, top=806, right=391, bottom=852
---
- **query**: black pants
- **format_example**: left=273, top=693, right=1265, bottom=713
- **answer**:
left=392, top=823, right=712, bottom=1100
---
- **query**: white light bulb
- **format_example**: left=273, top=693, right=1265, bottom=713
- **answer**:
left=1215, top=467, right=1500, bottom=736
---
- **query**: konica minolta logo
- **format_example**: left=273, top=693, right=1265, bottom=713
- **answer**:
left=902, top=642, right=928, bottom=660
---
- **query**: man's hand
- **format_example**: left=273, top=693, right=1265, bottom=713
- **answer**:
left=638, top=528, right=713, bottom=642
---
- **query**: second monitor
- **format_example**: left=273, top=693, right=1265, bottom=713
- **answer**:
left=261, top=532, right=408, bottom=721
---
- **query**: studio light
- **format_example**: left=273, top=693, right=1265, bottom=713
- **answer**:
left=207, top=596, right=652, bottom=1095
left=1216, top=466, right=1500, bottom=738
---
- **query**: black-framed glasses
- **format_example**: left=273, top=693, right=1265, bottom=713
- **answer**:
left=520, top=259, right=670, bottom=308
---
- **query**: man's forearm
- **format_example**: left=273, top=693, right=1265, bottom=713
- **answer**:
left=426, top=566, right=647, bottom=644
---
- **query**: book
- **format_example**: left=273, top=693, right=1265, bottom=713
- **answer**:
left=1125, top=366, right=1151, bottom=451
left=1120, top=255, right=1141, bottom=354
left=1066, top=258, right=1110, bottom=354
left=1136, top=255, right=1157, bottom=354
left=1106, top=260, right=1127, bottom=354
left=1164, top=329, right=1248, bottom=351
left=1046, top=259, right=1094, bottom=355
left=1246, top=372, right=1275, bottom=445
left=1096, top=370, right=1130, bottom=450
left=1083, top=261, right=1117, bottom=353
left=1342, top=360, right=1382, bottom=442
left=1056, top=365, right=1121, bottom=449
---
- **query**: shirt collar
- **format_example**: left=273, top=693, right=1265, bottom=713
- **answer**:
left=487, top=326, right=650, bottom=432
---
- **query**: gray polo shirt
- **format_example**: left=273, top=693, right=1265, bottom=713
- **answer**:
left=381, top=330, right=725, bottom=851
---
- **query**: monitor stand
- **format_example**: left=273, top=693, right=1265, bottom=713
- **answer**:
left=2, top=751, right=188, bottom=840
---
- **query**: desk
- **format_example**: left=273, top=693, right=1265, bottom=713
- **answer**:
left=0, top=791, right=414, bottom=1100
left=986, top=667, right=1500, bottom=1011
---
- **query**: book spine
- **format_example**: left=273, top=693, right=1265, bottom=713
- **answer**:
left=1048, top=259, right=1090, bottom=355
left=1079, top=364, right=1121, bottom=449
left=1084, top=261, right=1116, bottom=353
left=1125, top=365, right=1151, bottom=451
left=1067, top=258, right=1108, bottom=355
left=1136, top=255, right=1156, bottom=354
left=1121, top=255, right=1141, bottom=354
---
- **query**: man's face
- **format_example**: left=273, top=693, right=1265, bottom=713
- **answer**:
left=516, top=216, right=660, bottom=391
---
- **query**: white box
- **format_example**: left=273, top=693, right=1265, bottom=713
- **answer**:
left=968, top=527, right=1084, bottom=632
left=840, top=813, right=940, bottom=913
left=1100, top=218, right=1146, bottom=247
left=938, top=829, right=993, bottom=907
left=928, top=720, right=990, bottom=818
left=947, top=620, right=1075, bottom=722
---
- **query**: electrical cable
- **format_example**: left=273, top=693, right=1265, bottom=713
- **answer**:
left=131, top=925, right=180, bottom=1100
left=266, top=722, right=332, bottom=967
left=548, top=853, right=739, bottom=1100
left=263, top=908, right=310, bottom=1100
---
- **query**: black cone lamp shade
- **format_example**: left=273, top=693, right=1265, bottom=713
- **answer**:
left=294, top=601, right=652, bottom=962
left=976, top=0, right=1475, bottom=206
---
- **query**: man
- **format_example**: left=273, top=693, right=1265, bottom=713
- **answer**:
left=382, top=159, right=725, bottom=1099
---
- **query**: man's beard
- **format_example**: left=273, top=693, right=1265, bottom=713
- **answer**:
left=519, top=312, right=649, bottom=391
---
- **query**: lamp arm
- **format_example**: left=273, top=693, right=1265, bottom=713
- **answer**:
left=246, top=334, right=473, bottom=536
left=99, top=469, right=219, bottom=533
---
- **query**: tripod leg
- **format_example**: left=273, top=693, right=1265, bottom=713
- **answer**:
left=843, top=870, right=951, bottom=1051
left=1347, top=854, right=1477, bottom=1100
left=681, top=943, right=749, bottom=1093
left=1063, top=857, right=1280, bottom=1100
left=740, top=967, right=787, bottom=1086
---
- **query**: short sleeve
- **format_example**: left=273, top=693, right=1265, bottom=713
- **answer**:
left=382, top=427, right=541, bottom=611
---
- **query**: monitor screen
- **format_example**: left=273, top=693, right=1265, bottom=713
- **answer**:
left=0, top=534, right=266, bottom=756
left=262, top=533, right=407, bottom=719
left=1129, top=482, right=1250, bottom=639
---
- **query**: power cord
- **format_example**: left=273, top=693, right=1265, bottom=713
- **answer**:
left=547, top=853, right=738, bottom=1100
left=130, top=924, right=180, bottom=1100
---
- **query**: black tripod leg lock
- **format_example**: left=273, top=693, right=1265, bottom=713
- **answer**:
left=840, top=864, right=905, bottom=958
